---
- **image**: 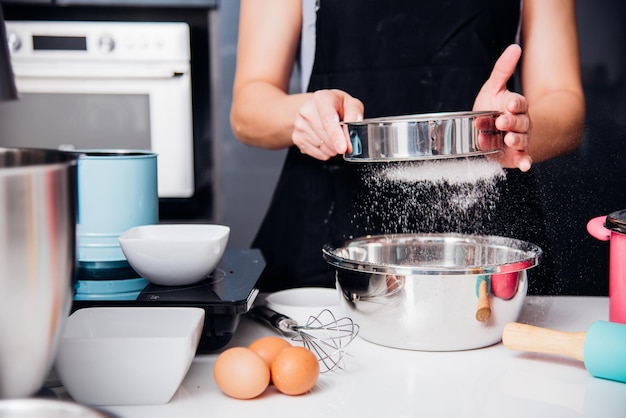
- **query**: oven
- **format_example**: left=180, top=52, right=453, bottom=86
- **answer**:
left=0, top=2, right=218, bottom=222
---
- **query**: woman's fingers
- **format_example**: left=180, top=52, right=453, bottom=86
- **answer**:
left=292, top=89, right=363, bottom=160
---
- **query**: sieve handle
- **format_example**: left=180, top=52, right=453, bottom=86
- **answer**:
left=249, top=306, right=298, bottom=334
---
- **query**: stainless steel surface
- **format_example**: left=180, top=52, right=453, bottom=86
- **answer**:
left=607, top=209, right=626, bottom=234
left=344, top=110, right=503, bottom=162
left=323, top=233, right=542, bottom=351
left=0, top=147, right=79, bottom=398
left=250, top=306, right=359, bottom=372
left=0, top=399, right=114, bottom=418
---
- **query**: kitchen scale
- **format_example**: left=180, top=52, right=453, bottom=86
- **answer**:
left=72, top=249, right=264, bottom=353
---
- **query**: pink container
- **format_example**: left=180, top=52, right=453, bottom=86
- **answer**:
left=587, top=209, right=626, bottom=324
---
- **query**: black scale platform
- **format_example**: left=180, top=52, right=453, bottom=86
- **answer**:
left=72, top=249, right=265, bottom=353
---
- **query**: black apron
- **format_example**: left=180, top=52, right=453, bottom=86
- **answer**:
left=253, top=0, right=555, bottom=294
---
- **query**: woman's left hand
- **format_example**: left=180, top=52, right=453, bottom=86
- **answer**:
left=474, top=44, right=532, bottom=172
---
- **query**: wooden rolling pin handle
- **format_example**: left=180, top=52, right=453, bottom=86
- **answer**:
left=502, top=322, right=586, bottom=362
left=475, top=279, right=491, bottom=322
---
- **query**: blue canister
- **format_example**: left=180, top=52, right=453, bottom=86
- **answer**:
left=77, top=150, right=158, bottom=262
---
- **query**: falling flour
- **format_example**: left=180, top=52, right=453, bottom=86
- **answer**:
left=382, top=158, right=505, bottom=186
left=352, top=157, right=506, bottom=235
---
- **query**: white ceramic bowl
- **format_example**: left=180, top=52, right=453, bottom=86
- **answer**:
left=265, top=287, right=342, bottom=325
left=118, top=224, right=230, bottom=286
left=0, top=399, right=113, bottom=418
left=55, top=307, right=205, bottom=406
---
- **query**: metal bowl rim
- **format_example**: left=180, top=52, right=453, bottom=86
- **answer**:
left=343, top=110, right=501, bottom=127
left=322, top=233, right=543, bottom=276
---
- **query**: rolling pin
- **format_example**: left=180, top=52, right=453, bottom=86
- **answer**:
left=503, top=321, right=626, bottom=384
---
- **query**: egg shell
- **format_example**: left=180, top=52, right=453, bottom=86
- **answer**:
left=249, top=336, right=292, bottom=368
left=213, top=347, right=270, bottom=399
left=271, top=346, right=320, bottom=396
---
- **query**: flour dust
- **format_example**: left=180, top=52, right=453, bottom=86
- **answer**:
left=352, top=157, right=506, bottom=235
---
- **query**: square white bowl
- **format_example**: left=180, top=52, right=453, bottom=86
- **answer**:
left=55, top=307, right=205, bottom=406
left=119, top=224, right=230, bottom=286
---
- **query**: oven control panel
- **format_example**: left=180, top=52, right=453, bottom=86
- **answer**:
left=6, top=21, right=190, bottom=62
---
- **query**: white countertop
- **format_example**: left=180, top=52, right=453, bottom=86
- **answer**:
left=97, top=296, right=626, bottom=418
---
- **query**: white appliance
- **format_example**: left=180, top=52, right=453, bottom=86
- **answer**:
left=0, top=20, right=194, bottom=199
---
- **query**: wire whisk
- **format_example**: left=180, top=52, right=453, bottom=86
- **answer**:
left=249, top=306, right=360, bottom=372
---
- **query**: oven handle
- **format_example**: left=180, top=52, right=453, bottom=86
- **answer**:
left=12, top=63, right=190, bottom=80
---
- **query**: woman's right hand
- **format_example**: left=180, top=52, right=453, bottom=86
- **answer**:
left=292, top=89, right=364, bottom=160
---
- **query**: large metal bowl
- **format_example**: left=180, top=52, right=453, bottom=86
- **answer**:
left=322, top=233, right=542, bottom=351
left=0, top=147, right=79, bottom=398
left=343, top=110, right=503, bottom=162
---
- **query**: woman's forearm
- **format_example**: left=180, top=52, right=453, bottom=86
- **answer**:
left=231, top=82, right=311, bottom=150
left=527, top=89, right=585, bottom=162
left=521, top=0, right=585, bottom=163
left=230, top=0, right=305, bottom=150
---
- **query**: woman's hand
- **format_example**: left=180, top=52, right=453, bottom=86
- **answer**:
left=474, top=44, right=533, bottom=172
left=292, top=89, right=364, bottom=160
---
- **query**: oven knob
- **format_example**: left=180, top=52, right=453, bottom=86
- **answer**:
left=7, top=32, right=21, bottom=53
left=98, top=35, right=116, bottom=53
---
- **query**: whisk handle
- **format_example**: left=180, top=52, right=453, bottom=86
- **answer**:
left=249, top=306, right=298, bottom=334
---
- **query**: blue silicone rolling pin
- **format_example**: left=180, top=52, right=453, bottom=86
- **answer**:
left=503, top=321, right=626, bottom=384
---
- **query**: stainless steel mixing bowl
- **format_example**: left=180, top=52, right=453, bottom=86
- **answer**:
left=0, top=147, right=79, bottom=398
left=343, top=110, right=503, bottom=162
left=322, top=233, right=542, bottom=351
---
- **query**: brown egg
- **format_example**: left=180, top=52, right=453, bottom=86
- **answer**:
left=270, top=346, right=320, bottom=396
left=213, top=347, right=270, bottom=399
left=249, top=336, right=292, bottom=368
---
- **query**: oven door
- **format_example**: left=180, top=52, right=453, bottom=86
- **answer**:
left=0, top=60, right=194, bottom=199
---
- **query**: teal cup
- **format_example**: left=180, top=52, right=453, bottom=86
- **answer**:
left=77, top=150, right=158, bottom=263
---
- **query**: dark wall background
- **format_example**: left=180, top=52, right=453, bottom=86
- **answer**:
left=533, top=0, right=626, bottom=295
left=221, top=0, right=626, bottom=296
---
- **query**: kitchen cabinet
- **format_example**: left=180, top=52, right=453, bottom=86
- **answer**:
left=54, top=296, right=626, bottom=418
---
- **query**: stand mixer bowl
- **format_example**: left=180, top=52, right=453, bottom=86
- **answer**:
left=0, top=147, right=79, bottom=398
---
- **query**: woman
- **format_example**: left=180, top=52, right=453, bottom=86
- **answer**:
left=231, top=0, right=585, bottom=293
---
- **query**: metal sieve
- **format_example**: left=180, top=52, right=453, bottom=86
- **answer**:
left=343, top=110, right=503, bottom=162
